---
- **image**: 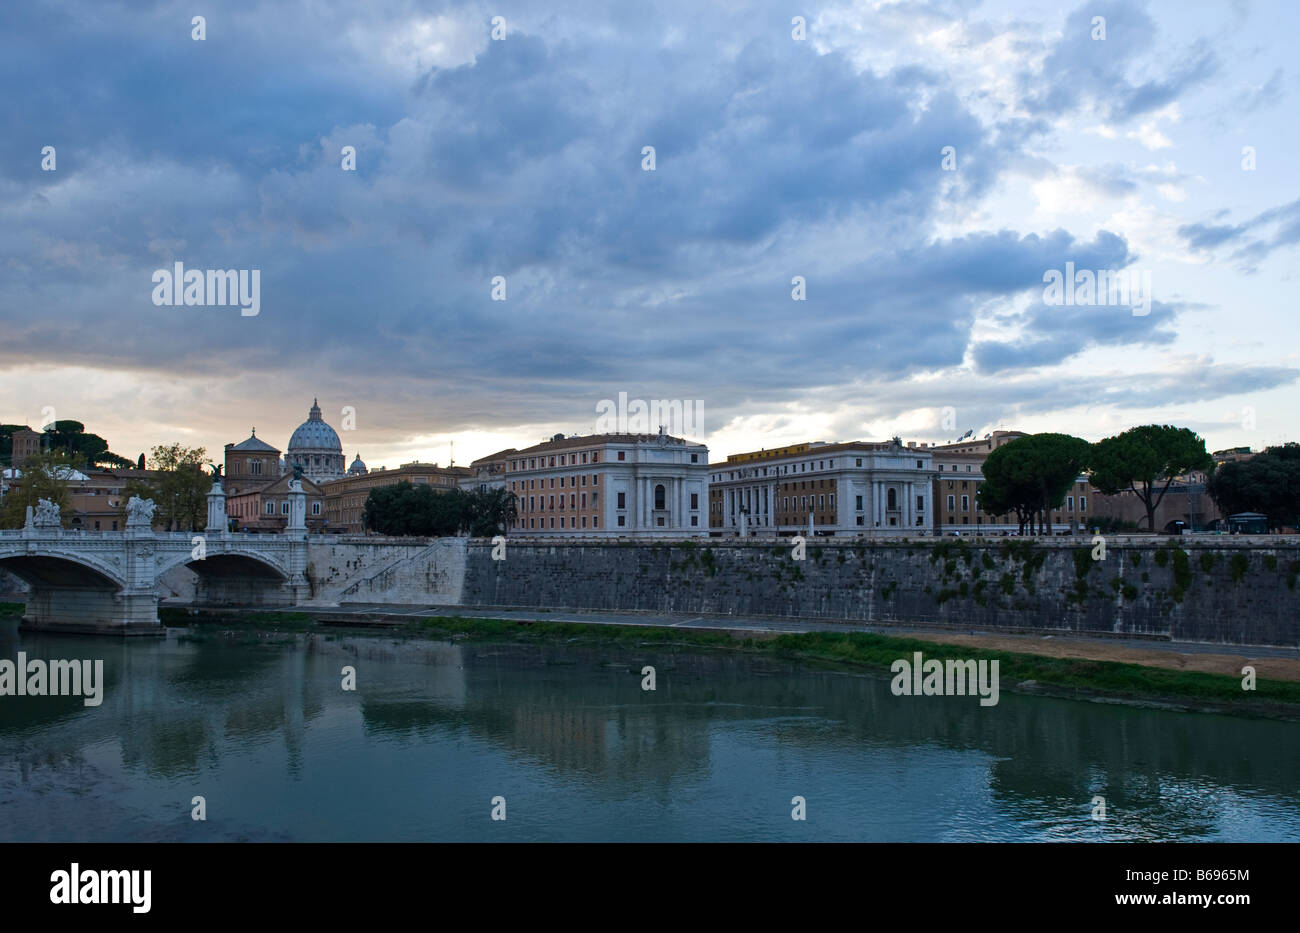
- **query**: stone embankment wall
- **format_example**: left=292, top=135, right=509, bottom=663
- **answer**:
left=459, top=536, right=1300, bottom=647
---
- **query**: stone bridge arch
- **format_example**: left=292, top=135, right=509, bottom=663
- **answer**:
left=156, top=543, right=301, bottom=609
left=0, top=539, right=158, bottom=636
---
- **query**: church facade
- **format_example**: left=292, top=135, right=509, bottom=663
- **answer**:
left=222, top=399, right=364, bottom=532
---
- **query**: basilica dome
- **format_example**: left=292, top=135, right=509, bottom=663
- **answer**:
left=286, top=399, right=346, bottom=483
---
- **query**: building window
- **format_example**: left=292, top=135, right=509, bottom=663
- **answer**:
left=830, top=494, right=835, bottom=507
left=560, top=517, right=565, bottom=528
left=582, top=453, right=588, bottom=464
left=592, top=474, right=599, bottom=485
left=581, top=475, right=587, bottom=486
left=887, top=488, right=897, bottom=510
left=916, top=495, right=923, bottom=511
left=1067, top=496, right=1074, bottom=511
left=916, top=460, right=922, bottom=468
left=819, top=495, right=825, bottom=508
left=250, top=459, right=262, bottom=475
left=618, top=492, right=626, bottom=508
left=855, top=495, right=863, bottom=511
left=582, top=516, right=587, bottom=527
left=593, top=516, right=599, bottom=527
left=618, top=515, right=626, bottom=527
left=655, top=485, right=666, bottom=509
left=690, top=493, right=698, bottom=509
left=281, top=501, right=290, bottom=515
left=1080, top=496, right=1087, bottom=511
left=947, top=494, right=955, bottom=510
left=691, top=453, right=698, bottom=463
left=592, top=453, right=599, bottom=463
left=961, top=495, right=969, bottom=511
left=691, top=516, right=698, bottom=526
left=856, top=459, right=862, bottom=467
left=549, top=457, right=555, bottom=467
left=312, top=501, right=321, bottom=515
left=581, top=493, right=587, bottom=507
left=569, top=494, right=575, bottom=508
left=560, top=476, right=566, bottom=488
left=617, top=451, right=625, bottom=461
left=856, top=515, right=864, bottom=525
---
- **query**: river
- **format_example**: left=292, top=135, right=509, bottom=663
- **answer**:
left=2, top=620, right=1297, bottom=841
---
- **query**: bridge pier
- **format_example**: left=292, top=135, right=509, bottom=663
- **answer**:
left=20, top=585, right=164, bottom=636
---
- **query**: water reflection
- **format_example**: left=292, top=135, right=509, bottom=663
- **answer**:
left=0, top=619, right=1296, bottom=841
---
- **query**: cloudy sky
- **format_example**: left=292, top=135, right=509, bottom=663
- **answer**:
left=2, top=0, right=1296, bottom=468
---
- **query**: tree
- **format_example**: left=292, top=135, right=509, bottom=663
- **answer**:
left=1089, top=425, right=1213, bottom=531
left=146, top=443, right=212, bottom=531
left=136, top=453, right=146, bottom=470
left=45, top=420, right=112, bottom=465
left=975, top=469, right=1034, bottom=534
left=362, top=484, right=518, bottom=537
left=0, top=450, right=81, bottom=529
left=1207, top=443, right=1300, bottom=530
left=977, top=433, right=1091, bottom=534
left=466, top=488, right=518, bottom=536
left=96, top=452, right=135, bottom=469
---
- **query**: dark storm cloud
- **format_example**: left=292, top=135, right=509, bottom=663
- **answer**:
left=0, top=0, right=1254, bottom=445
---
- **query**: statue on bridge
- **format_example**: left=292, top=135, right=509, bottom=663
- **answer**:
left=291, top=461, right=304, bottom=482
left=32, top=498, right=62, bottom=528
left=126, top=496, right=157, bottom=527
left=210, top=463, right=223, bottom=480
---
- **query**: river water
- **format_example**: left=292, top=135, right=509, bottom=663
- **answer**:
left=2, top=620, right=1297, bottom=842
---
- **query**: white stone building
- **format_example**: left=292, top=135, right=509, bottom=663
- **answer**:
left=708, top=439, right=938, bottom=537
left=507, top=429, right=709, bottom=537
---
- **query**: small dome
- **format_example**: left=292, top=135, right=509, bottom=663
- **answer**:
left=348, top=453, right=367, bottom=475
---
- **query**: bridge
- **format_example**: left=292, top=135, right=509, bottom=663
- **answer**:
left=0, top=481, right=309, bottom=636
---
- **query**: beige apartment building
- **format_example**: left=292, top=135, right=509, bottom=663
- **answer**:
left=9, top=427, right=43, bottom=468
left=458, top=448, right=515, bottom=494
left=226, top=474, right=328, bottom=533
left=507, top=429, right=708, bottom=536
left=708, top=439, right=937, bottom=536
left=929, top=432, right=1089, bottom=534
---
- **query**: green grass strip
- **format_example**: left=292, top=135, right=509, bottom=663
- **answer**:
left=411, top=615, right=1300, bottom=710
